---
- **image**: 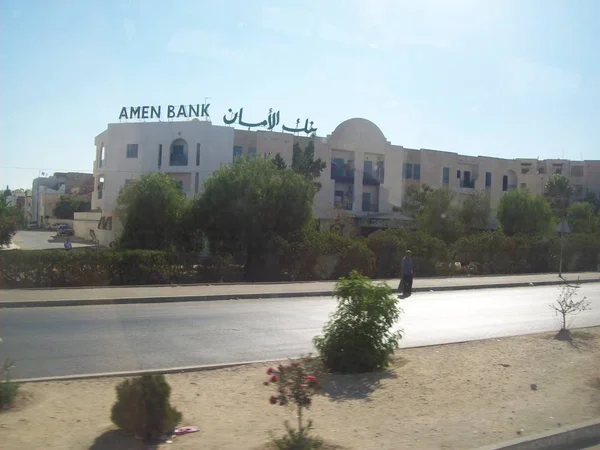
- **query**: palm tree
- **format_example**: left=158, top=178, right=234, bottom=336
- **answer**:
left=545, top=174, right=575, bottom=216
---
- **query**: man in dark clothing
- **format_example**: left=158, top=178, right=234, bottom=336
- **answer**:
left=400, top=250, right=413, bottom=296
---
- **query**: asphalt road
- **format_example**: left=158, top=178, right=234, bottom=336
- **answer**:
left=1, top=284, right=599, bottom=379
left=10, top=230, right=92, bottom=250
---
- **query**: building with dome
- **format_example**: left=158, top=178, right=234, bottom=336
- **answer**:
left=77, top=116, right=600, bottom=245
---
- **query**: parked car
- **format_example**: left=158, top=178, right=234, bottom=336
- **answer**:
left=57, top=224, right=74, bottom=236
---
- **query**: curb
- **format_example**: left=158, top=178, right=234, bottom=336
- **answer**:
left=14, top=359, right=279, bottom=384
left=1, top=278, right=599, bottom=308
left=475, top=418, right=600, bottom=450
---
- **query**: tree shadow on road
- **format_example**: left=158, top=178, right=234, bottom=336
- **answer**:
left=89, top=429, right=158, bottom=450
left=323, top=369, right=398, bottom=402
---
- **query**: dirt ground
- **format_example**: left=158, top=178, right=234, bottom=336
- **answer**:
left=1, top=328, right=599, bottom=450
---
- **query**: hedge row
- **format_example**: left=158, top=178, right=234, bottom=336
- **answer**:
left=1, top=230, right=598, bottom=288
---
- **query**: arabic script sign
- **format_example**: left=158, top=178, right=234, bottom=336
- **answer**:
left=118, top=104, right=317, bottom=135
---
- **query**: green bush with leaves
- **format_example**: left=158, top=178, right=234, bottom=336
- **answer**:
left=111, top=374, right=182, bottom=441
left=313, top=271, right=402, bottom=373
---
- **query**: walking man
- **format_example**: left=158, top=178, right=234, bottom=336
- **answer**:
left=400, top=250, right=413, bottom=296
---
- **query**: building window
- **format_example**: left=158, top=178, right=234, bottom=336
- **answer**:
left=233, top=146, right=243, bottom=161
left=442, top=167, right=450, bottom=184
left=571, top=166, right=584, bottom=177
left=555, top=168, right=562, bottom=174
left=99, top=144, right=105, bottom=168
left=403, top=163, right=413, bottom=179
left=97, top=176, right=104, bottom=199
left=414, top=164, right=421, bottom=180
left=196, top=143, right=201, bottom=166
left=126, top=144, right=138, bottom=158
left=538, top=166, right=546, bottom=174
left=502, top=175, right=508, bottom=191
left=521, top=167, right=530, bottom=174
left=158, top=144, right=162, bottom=167
left=124, top=179, right=133, bottom=186
left=248, top=147, right=257, bottom=158
left=194, top=173, right=199, bottom=194
left=457, top=170, right=461, bottom=179
left=462, top=171, right=474, bottom=189
left=485, top=172, right=492, bottom=187
left=574, top=184, right=584, bottom=196
left=170, top=139, right=188, bottom=166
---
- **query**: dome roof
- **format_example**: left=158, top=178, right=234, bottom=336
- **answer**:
left=330, top=118, right=387, bottom=150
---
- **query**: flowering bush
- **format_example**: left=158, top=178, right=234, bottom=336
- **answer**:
left=264, top=356, right=325, bottom=449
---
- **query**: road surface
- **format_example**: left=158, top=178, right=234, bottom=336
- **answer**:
left=10, top=230, right=93, bottom=250
left=1, top=284, right=598, bottom=379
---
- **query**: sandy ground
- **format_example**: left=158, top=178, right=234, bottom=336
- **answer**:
left=1, top=328, right=599, bottom=450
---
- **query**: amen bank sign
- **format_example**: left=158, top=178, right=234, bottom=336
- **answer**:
left=118, top=103, right=318, bottom=134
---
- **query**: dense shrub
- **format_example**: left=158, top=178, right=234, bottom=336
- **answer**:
left=111, top=374, right=182, bottom=441
left=367, top=229, right=449, bottom=277
left=453, top=232, right=516, bottom=274
left=0, top=249, right=244, bottom=288
left=563, top=233, right=600, bottom=272
left=281, top=232, right=376, bottom=281
left=313, top=271, right=402, bottom=373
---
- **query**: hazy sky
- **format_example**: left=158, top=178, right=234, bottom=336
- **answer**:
left=1, top=0, right=599, bottom=189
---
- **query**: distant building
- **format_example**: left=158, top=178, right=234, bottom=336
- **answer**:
left=31, top=172, right=93, bottom=226
left=86, top=117, right=600, bottom=245
left=5, top=188, right=33, bottom=222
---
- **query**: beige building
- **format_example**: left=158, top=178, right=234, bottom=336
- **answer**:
left=85, top=117, right=600, bottom=244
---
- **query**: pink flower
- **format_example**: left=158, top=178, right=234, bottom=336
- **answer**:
left=266, top=367, right=275, bottom=375
left=303, top=375, right=317, bottom=383
left=263, top=381, right=269, bottom=386
left=269, top=395, right=278, bottom=405
left=269, top=374, right=278, bottom=383
left=300, top=383, right=308, bottom=389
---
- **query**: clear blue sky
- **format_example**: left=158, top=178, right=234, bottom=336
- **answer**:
left=1, top=0, right=599, bottom=190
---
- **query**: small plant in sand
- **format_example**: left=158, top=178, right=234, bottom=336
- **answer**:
left=550, top=279, right=590, bottom=341
left=0, top=338, right=20, bottom=411
left=111, top=374, right=182, bottom=441
left=264, top=355, right=325, bottom=450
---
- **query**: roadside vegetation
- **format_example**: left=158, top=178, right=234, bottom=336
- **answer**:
left=1, top=163, right=599, bottom=288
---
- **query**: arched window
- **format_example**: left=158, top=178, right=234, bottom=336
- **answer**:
left=170, top=138, right=188, bottom=166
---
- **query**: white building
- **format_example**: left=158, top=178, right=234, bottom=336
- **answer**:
left=83, top=117, right=600, bottom=245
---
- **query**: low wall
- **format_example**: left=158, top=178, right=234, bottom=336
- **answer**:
left=73, top=212, right=120, bottom=247
left=46, top=218, right=74, bottom=228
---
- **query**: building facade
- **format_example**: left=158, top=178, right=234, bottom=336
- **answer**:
left=88, top=117, right=600, bottom=244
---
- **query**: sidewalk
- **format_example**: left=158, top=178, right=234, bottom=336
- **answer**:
left=1, top=272, right=598, bottom=308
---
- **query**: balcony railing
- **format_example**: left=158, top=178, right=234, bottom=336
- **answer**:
left=460, top=180, right=475, bottom=189
left=331, top=166, right=355, bottom=183
left=363, top=168, right=385, bottom=185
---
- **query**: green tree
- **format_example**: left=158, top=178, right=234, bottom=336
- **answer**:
left=459, top=190, right=492, bottom=233
left=189, top=157, right=316, bottom=280
left=116, top=173, right=187, bottom=250
left=272, top=153, right=287, bottom=170
left=0, top=197, right=20, bottom=246
left=545, top=174, right=575, bottom=216
left=53, top=195, right=90, bottom=219
left=567, top=201, right=599, bottom=234
left=416, top=188, right=464, bottom=243
left=497, top=189, right=553, bottom=236
left=582, top=191, right=600, bottom=213
left=274, top=140, right=326, bottom=189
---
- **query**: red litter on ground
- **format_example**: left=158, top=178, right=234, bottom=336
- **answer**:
left=174, top=426, right=200, bottom=435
